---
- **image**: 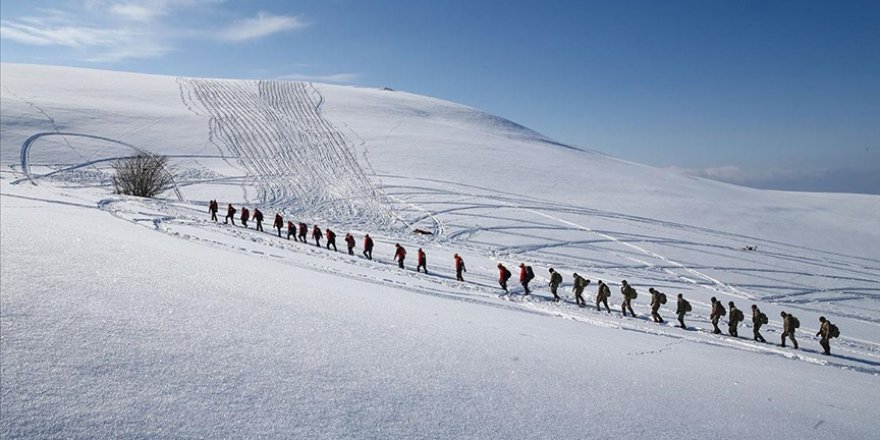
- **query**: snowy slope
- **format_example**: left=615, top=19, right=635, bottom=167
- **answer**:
left=1, top=63, right=879, bottom=439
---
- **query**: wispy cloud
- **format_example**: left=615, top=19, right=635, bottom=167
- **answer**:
left=0, top=2, right=306, bottom=62
left=220, top=12, right=306, bottom=42
left=276, top=72, right=360, bottom=83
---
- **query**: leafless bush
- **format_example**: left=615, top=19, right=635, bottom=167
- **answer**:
left=111, top=155, right=175, bottom=198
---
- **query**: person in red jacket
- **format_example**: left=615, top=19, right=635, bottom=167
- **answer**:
left=519, top=263, right=532, bottom=295
left=240, top=207, right=250, bottom=228
left=394, top=243, right=407, bottom=269
left=273, top=213, right=284, bottom=237
left=312, top=225, right=323, bottom=247
left=286, top=221, right=295, bottom=240
left=298, top=222, right=308, bottom=243
left=498, top=263, right=511, bottom=292
left=416, top=248, right=427, bottom=273
left=345, top=233, right=356, bottom=255
left=225, top=204, right=236, bottom=225
left=325, top=228, right=337, bottom=251
left=209, top=200, right=218, bottom=221
left=454, top=253, right=466, bottom=281
left=253, top=208, right=264, bottom=232
left=363, top=234, right=374, bottom=260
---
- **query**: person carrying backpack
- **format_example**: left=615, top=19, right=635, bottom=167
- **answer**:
left=454, top=254, right=466, bottom=281
left=209, top=200, right=219, bottom=221
left=394, top=244, right=407, bottom=269
left=596, top=280, right=611, bottom=312
left=252, top=208, right=263, bottom=231
left=363, top=234, right=374, bottom=260
left=498, top=263, right=512, bottom=292
left=519, top=264, right=533, bottom=295
left=416, top=248, right=427, bottom=273
left=620, top=280, right=637, bottom=317
left=817, top=316, right=837, bottom=355
left=345, top=233, right=356, bottom=255
left=548, top=268, right=563, bottom=302
left=298, top=222, right=308, bottom=243
left=325, top=228, right=337, bottom=251
left=240, top=207, right=250, bottom=228
left=780, top=311, right=799, bottom=349
left=273, top=213, right=284, bottom=237
left=312, top=225, right=323, bottom=247
left=225, top=204, right=236, bottom=225
left=728, top=301, right=743, bottom=337
left=710, top=297, right=725, bottom=334
left=649, top=288, right=665, bottom=323
left=675, top=294, right=691, bottom=329
left=286, top=221, right=296, bottom=240
left=571, top=273, right=590, bottom=306
left=751, top=304, right=767, bottom=342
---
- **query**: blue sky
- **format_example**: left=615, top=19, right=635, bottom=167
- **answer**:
left=2, top=0, right=878, bottom=193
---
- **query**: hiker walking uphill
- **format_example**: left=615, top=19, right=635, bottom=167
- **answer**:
left=649, top=288, right=666, bottom=323
left=273, top=213, right=284, bottom=237
left=394, top=244, right=407, bottom=269
left=710, top=297, right=726, bottom=334
left=416, top=248, right=427, bottom=273
left=751, top=305, right=768, bottom=342
left=240, top=207, right=250, bottom=228
left=454, top=254, right=466, bottom=281
left=498, top=263, right=512, bottom=292
left=345, top=233, right=356, bottom=255
left=596, top=280, right=611, bottom=312
left=675, top=294, right=691, bottom=329
left=325, top=228, right=337, bottom=251
left=209, top=200, right=218, bottom=221
left=728, top=301, right=743, bottom=337
left=363, top=234, right=374, bottom=260
left=253, top=208, right=264, bottom=232
left=520, top=264, right=534, bottom=295
left=286, top=221, right=296, bottom=240
left=817, top=316, right=838, bottom=355
left=298, top=222, right=308, bottom=243
left=571, top=273, right=590, bottom=306
left=312, top=225, right=323, bottom=247
left=548, top=268, right=563, bottom=302
left=620, top=280, right=637, bottom=317
left=225, top=204, right=236, bottom=225
left=780, top=311, right=799, bottom=349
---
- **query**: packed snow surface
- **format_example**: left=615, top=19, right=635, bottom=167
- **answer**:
left=1, top=64, right=879, bottom=439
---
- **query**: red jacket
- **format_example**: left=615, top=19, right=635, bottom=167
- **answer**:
left=227, top=204, right=236, bottom=216
left=345, top=234, right=355, bottom=247
left=455, top=256, right=464, bottom=271
left=417, top=249, right=426, bottom=264
left=364, top=236, right=374, bottom=250
left=395, top=246, right=406, bottom=260
left=312, top=226, right=322, bottom=239
left=519, top=266, right=528, bottom=282
left=240, top=208, right=250, bottom=221
left=287, top=221, right=295, bottom=233
left=274, top=214, right=283, bottom=228
left=299, top=223, right=307, bottom=235
left=499, top=266, right=508, bottom=282
left=326, top=229, right=335, bottom=241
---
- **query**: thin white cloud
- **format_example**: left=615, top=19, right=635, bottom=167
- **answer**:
left=0, top=20, right=131, bottom=48
left=276, top=72, right=360, bottom=83
left=220, top=12, right=306, bottom=42
left=109, top=3, right=165, bottom=22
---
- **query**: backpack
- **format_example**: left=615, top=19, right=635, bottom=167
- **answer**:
left=503, top=268, right=512, bottom=281
left=717, top=304, right=726, bottom=317
left=658, top=293, right=667, bottom=304
left=759, top=313, right=768, bottom=325
left=733, top=309, right=744, bottom=322
left=627, top=287, right=638, bottom=300
left=791, top=316, right=800, bottom=329
left=526, top=266, right=535, bottom=281
left=683, top=300, right=692, bottom=312
left=829, top=323, right=840, bottom=338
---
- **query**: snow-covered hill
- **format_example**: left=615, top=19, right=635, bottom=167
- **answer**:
left=1, top=63, right=878, bottom=439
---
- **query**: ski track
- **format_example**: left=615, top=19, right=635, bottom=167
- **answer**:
left=177, top=78, right=393, bottom=229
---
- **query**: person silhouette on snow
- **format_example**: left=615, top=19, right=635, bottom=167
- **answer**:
left=363, top=234, right=374, bottom=260
left=225, top=204, right=236, bottom=225
left=240, top=207, right=250, bottom=228
left=325, top=228, right=337, bottom=251
left=548, top=268, right=562, bottom=302
left=416, top=248, right=427, bottom=273
left=208, top=200, right=218, bottom=221
left=572, top=273, right=590, bottom=306
left=286, top=221, right=296, bottom=240
left=312, top=225, right=323, bottom=247
left=498, top=263, right=512, bottom=292
left=596, top=280, right=611, bottom=313
left=649, top=288, right=665, bottom=323
left=394, top=244, right=407, bottom=269
left=253, top=208, right=264, bottom=232
left=454, top=254, right=466, bottom=281
left=676, top=294, right=690, bottom=329
left=274, top=213, right=284, bottom=237
left=298, top=222, right=308, bottom=243
left=345, top=233, right=356, bottom=255
left=519, top=263, right=534, bottom=295
left=620, top=280, right=637, bottom=317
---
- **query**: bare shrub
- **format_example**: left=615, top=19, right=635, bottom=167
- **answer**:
left=111, top=155, right=175, bottom=198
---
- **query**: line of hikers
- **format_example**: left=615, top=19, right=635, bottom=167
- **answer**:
left=209, top=200, right=839, bottom=356
left=495, top=263, right=840, bottom=355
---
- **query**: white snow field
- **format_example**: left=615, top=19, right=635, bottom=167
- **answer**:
left=1, top=63, right=879, bottom=439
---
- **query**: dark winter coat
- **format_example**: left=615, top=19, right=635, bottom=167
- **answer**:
left=395, top=246, right=406, bottom=261
left=364, top=236, right=374, bottom=250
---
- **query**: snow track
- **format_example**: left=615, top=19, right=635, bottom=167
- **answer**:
left=178, top=78, right=392, bottom=227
